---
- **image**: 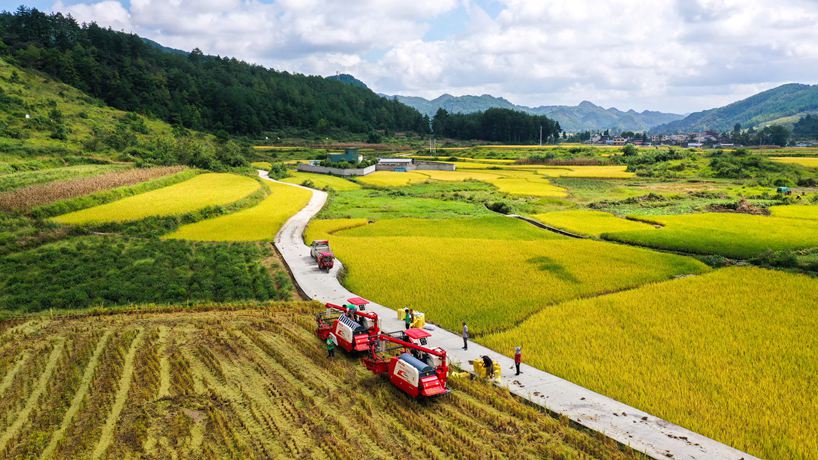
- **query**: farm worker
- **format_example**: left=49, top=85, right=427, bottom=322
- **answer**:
left=346, top=303, right=357, bottom=319
left=326, top=335, right=336, bottom=358
left=514, top=346, right=522, bottom=376
left=409, top=308, right=415, bottom=326
left=482, top=355, right=494, bottom=379
left=403, top=308, right=412, bottom=330
left=462, top=322, right=468, bottom=350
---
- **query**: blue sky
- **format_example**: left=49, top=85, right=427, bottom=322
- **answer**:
left=12, top=0, right=818, bottom=113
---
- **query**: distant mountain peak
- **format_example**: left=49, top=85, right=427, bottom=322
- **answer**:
left=326, top=73, right=368, bottom=89
left=578, top=100, right=597, bottom=109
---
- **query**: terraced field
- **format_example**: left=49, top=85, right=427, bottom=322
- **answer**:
left=280, top=171, right=361, bottom=190
left=166, top=181, right=312, bottom=241
left=769, top=156, right=818, bottom=168
left=52, top=173, right=260, bottom=224
left=604, top=212, right=818, bottom=258
left=307, top=217, right=708, bottom=333
left=769, top=204, right=818, bottom=220
left=532, top=210, right=656, bottom=237
left=483, top=267, right=818, bottom=460
left=0, top=306, right=635, bottom=459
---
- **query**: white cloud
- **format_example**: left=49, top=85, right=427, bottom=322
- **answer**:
left=50, top=0, right=818, bottom=113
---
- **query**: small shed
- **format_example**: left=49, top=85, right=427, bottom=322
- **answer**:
left=327, top=148, right=363, bottom=164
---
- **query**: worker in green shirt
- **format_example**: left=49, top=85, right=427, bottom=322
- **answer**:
left=326, top=335, right=336, bottom=358
left=403, top=308, right=412, bottom=330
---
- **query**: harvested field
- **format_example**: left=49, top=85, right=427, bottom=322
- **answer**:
left=0, top=164, right=129, bottom=193
left=165, top=181, right=312, bottom=241
left=0, top=166, right=186, bottom=212
left=52, top=173, right=259, bottom=224
left=0, top=305, right=635, bottom=459
left=482, top=267, right=818, bottom=460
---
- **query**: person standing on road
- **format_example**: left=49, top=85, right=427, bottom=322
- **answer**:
left=326, top=335, right=336, bottom=358
left=514, top=346, right=522, bottom=376
left=462, top=322, right=468, bottom=350
left=403, top=308, right=412, bottom=330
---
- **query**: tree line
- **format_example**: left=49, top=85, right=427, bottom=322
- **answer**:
left=431, top=108, right=561, bottom=143
left=0, top=7, right=427, bottom=137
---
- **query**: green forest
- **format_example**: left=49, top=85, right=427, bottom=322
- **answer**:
left=432, top=107, right=561, bottom=143
left=0, top=7, right=427, bottom=136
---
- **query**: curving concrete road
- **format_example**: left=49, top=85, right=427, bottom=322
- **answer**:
left=262, top=170, right=756, bottom=460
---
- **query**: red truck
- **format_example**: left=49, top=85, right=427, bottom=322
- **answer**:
left=309, top=240, right=334, bottom=271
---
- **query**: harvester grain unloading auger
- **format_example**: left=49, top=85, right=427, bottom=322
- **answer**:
left=316, top=300, right=450, bottom=398
left=316, top=302, right=380, bottom=353
left=362, top=329, right=449, bottom=399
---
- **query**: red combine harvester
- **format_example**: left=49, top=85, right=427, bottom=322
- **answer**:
left=363, top=329, right=449, bottom=398
left=316, top=302, right=379, bottom=353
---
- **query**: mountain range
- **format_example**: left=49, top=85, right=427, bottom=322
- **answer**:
left=650, top=83, right=818, bottom=134
left=327, top=73, right=818, bottom=135
left=388, top=93, right=684, bottom=132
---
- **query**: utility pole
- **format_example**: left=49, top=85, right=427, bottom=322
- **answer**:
left=539, top=125, right=543, bottom=146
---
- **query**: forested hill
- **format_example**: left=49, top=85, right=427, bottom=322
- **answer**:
left=0, top=7, right=428, bottom=136
left=653, top=83, right=818, bottom=134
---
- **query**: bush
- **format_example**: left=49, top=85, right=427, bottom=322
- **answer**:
left=268, top=162, right=290, bottom=180
left=486, top=201, right=512, bottom=214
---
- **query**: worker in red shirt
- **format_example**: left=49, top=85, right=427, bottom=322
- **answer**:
left=514, top=346, right=522, bottom=376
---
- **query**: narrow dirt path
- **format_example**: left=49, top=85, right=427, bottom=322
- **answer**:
left=261, top=170, right=755, bottom=460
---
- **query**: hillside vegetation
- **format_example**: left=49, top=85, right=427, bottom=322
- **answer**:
left=0, top=7, right=427, bottom=137
left=654, top=83, right=818, bottom=133
left=0, top=305, right=635, bottom=459
left=0, top=57, right=250, bottom=170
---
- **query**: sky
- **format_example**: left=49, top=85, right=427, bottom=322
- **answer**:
left=17, top=0, right=818, bottom=113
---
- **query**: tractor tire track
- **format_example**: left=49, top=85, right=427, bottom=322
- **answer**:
left=40, top=329, right=113, bottom=460
left=91, top=328, right=144, bottom=460
left=0, top=337, right=65, bottom=453
left=0, top=352, right=30, bottom=399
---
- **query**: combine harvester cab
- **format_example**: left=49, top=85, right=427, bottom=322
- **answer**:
left=363, top=329, right=449, bottom=399
left=316, top=302, right=379, bottom=353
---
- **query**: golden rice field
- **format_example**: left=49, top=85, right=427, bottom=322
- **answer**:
left=307, top=217, right=708, bottom=333
left=165, top=181, right=311, bottom=241
left=768, top=204, right=818, bottom=220
left=280, top=171, right=360, bottom=190
left=604, top=212, right=818, bottom=258
left=355, top=171, right=430, bottom=187
left=532, top=210, right=656, bottom=237
left=355, top=169, right=565, bottom=196
left=250, top=161, right=271, bottom=170
left=537, top=166, right=634, bottom=178
left=0, top=306, right=635, bottom=459
left=52, top=174, right=260, bottom=224
left=769, top=156, right=818, bottom=168
left=482, top=267, right=818, bottom=460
